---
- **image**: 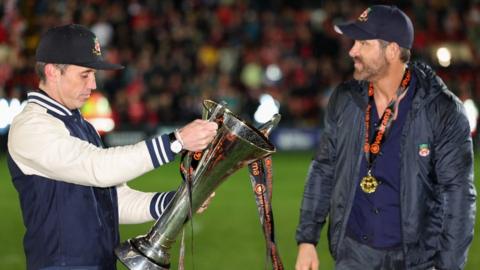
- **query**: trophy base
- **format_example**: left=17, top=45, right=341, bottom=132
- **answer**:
left=115, top=240, right=170, bottom=270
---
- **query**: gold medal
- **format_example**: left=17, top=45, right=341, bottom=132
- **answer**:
left=360, top=170, right=379, bottom=193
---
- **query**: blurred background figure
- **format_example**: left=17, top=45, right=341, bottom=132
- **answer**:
left=0, top=0, right=477, bottom=152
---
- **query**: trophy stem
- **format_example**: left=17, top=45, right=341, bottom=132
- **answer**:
left=115, top=240, right=170, bottom=270
left=116, top=184, right=191, bottom=269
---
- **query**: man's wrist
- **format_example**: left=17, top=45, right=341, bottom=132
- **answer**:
left=168, top=131, right=183, bottom=154
left=174, top=129, right=185, bottom=146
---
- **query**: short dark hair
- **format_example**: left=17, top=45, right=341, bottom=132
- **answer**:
left=35, top=62, right=69, bottom=82
left=379, top=40, right=411, bottom=63
left=399, top=47, right=411, bottom=63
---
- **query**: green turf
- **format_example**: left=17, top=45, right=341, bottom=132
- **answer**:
left=0, top=150, right=478, bottom=269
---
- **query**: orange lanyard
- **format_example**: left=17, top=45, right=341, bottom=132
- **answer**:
left=364, top=69, right=411, bottom=165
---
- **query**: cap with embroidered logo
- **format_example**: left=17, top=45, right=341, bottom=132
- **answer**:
left=35, top=24, right=124, bottom=70
left=334, top=5, right=414, bottom=49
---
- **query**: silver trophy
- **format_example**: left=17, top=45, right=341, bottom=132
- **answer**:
left=115, top=100, right=278, bottom=269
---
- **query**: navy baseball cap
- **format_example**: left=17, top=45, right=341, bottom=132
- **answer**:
left=36, top=24, right=123, bottom=70
left=334, top=5, right=414, bottom=49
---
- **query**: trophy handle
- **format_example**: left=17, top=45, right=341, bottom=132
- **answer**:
left=203, top=100, right=227, bottom=121
left=258, top=114, right=281, bottom=136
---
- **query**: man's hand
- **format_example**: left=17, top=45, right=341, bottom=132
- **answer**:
left=295, top=243, right=319, bottom=270
left=178, top=120, right=218, bottom=152
left=196, top=192, right=215, bottom=214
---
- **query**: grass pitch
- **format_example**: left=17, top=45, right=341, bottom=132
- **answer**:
left=0, top=150, right=478, bottom=269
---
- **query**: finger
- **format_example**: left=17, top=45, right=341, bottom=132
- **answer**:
left=196, top=202, right=208, bottom=214
left=207, top=121, right=218, bottom=130
left=196, top=206, right=206, bottom=214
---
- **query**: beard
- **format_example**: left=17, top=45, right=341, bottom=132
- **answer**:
left=352, top=53, right=389, bottom=81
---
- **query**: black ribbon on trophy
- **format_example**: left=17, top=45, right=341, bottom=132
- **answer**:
left=178, top=102, right=226, bottom=270
left=247, top=114, right=284, bottom=270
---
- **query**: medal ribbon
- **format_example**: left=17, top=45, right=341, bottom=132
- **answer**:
left=364, top=68, right=411, bottom=168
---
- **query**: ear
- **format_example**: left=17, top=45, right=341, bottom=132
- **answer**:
left=44, top=64, right=60, bottom=82
left=386, top=43, right=401, bottom=62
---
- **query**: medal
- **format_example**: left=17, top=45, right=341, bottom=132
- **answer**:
left=360, top=170, right=379, bottom=193
left=360, top=68, right=411, bottom=194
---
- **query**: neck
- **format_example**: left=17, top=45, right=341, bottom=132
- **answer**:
left=39, top=83, right=63, bottom=107
left=372, top=64, right=406, bottom=104
left=39, top=84, right=53, bottom=98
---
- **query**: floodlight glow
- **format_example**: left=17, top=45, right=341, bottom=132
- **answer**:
left=254, top=94, right=280, bottom=124
left=0, top=98, right=27, bottom=130
left=436, top=47, right=451, bottom=67
left=464, top=99, right=478, bottom=134
left=265, top=64, right=282, bottom=82
left=88, top=118, right=115, bottom=133
left=0, top=98, right=8, bottom=129
left=9, top=98, right=24, bottom=118
left=82, top=92, right=115, bottom=134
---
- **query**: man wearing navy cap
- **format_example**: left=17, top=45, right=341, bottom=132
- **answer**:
left=7, top=24, right=218, bottom=269
left=295, top=5, right=475, bottom=270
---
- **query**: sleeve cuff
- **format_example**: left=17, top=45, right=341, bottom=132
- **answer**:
left=145, top=134, right=176, bottom=168
left=149, top=191, right=176, bottom=219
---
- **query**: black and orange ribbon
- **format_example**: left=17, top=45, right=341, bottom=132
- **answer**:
left=364, top=68, right=411, bottom=165
left=248, top=155, right=284, bottom=270
left=248, top=116, right=284, bottom=270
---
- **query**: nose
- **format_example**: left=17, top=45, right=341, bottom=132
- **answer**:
left=88, top=74, right=97, bottom=90
left=349, top=41, right=360, bottom=58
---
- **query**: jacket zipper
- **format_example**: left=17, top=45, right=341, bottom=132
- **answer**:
left=337, top=108, right=366, bottom=255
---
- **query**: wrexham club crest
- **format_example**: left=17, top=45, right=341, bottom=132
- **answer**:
left=92, top=37, right=101, bottom=56
left=418, top=143, right=430, bottom=157
left=358, top=7, right=371, bottom=22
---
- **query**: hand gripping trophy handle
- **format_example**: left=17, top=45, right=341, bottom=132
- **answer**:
left=115, top=100, right=278, bottom=269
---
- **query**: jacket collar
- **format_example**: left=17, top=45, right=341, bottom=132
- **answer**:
left=349, top=80, right=369, bottom=109
left=348, top=61, right=445, bottom=112
left=408, top=61, right=446, bottom=113
left=27, top=90, right=73, bottom=117
left=409, top=61, right=445, bottom=99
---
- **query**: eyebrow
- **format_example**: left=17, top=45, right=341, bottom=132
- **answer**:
left=81, top=69, right=96, bottom=75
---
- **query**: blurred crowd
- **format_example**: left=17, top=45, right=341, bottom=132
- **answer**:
left=0, top=0, right=479, bottom=131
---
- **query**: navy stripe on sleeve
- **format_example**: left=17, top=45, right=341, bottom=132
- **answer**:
left=150, top=191, right=176, bottom=219
left=146, top=138, right=160, bottom=168
left=145, top=134, right=176, bottom=168
left=160, top=134, right=175, bottom=162
left=154, top=138, right=166, bottom=165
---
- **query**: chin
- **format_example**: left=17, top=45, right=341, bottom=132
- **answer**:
left=75, top=101, right=86, bottom=109
left=353, top=72, right=365, bottom=81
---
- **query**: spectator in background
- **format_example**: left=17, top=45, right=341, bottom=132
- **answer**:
left=0, top=1, right=478, bottom=134
left=7, top=24, right=217, bottom=269
left=295, top=5, right=475, bottom=270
